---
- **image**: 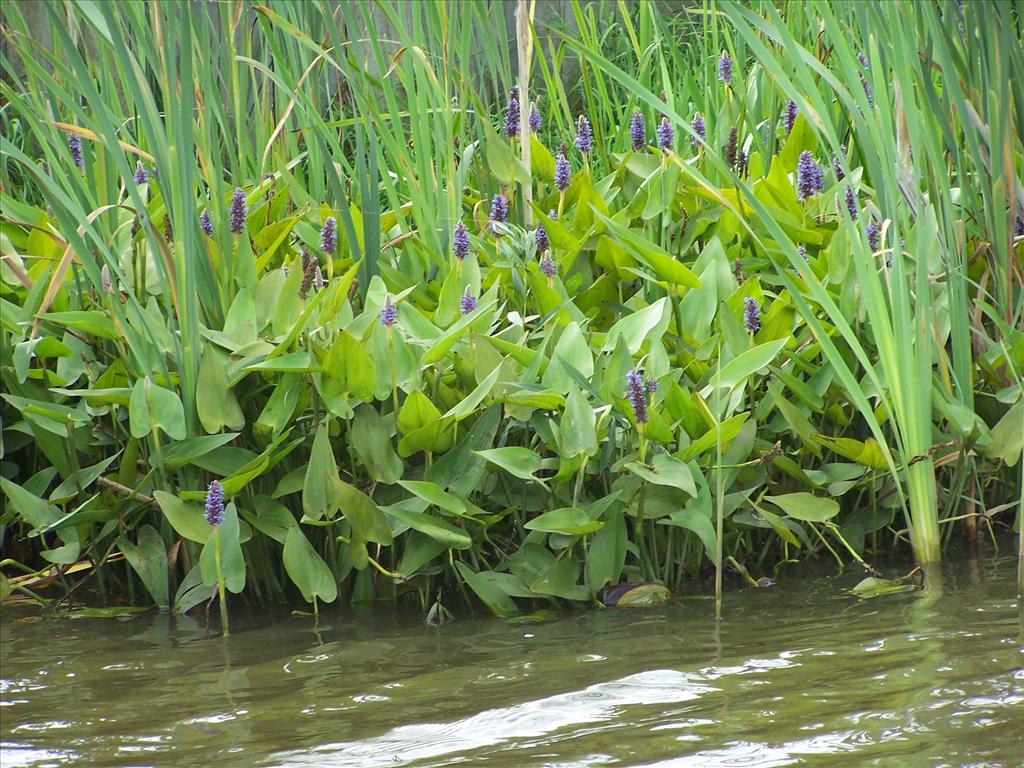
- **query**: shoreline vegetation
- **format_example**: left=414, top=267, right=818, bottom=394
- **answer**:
left=1, top=1, right=1021, bottom=627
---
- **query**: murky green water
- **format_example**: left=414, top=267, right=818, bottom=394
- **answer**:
left=2, top=554, right=1021, bottom=768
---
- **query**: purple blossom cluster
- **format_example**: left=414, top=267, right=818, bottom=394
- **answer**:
left=718, top=51, right=733, bottom=85
left=528, top=103, right=542, bottom=133
left=743, top=297, right=761, bottom=334
left=657, top=117, right=674, bottom=151
left=796, top=151, right=824, bottom=201
left=625, top=369, right=649, bottom=424
left=205, top=480, right=224, bottom=527
left=630, top=112, right=646, bottom=151
left=68, top=134, right=84, bottom=168
left=453, top=220, right=470, bottom=261
left=199, top=209, right=213, bottom=237
left=460, top=286, right=477, bottom=315
left=782, top=99, right=798, bottom=135
left=554, top=147, right=571, bottom=191
left=690, top=112, right=706, bottom=146
left=504, top=86, right=520, bottom=137
left=319, top=216, right=337, bottom=255
left=380, top=295, right=397, bottom=328
left=229, top=187, right=247, bottom=234
left=575, top=115, right=593, bottom=154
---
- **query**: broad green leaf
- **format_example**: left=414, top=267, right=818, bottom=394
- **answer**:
left=154, top=491, right=211, bottom=543
left=283, top=526, right=338, bottom=604
left=351, top=404, right=402, bottom=483
left=397, top=480, right=468, bottom=517
left=625, top=453, right=698, bottom=496
left=455, top=562, right=520, bottom=617
left=659, top=507, right=717, bottom=561
left=525, top=507, right=603, bottom=536
left=474, top=446, right=544, bottom=481
left=118, top=525, right=168, bottom=609
left=380, top=506, right=472, bottom=550
left=601, top=297, right=670, bottom=355
left=561, top=387, right=598, bottom=458
left=129, top=378, right=186, bottom=440
left=765, top=492, right=840, bottom=522
left=303, top=424, right=341, bottom=521
left=703, top=339, right=787, bottom=394
left=196, top=345, right=244, bottom=433
left=199, top=504, right=245, bottom=593
left=586, top=509, right=626, bottom=595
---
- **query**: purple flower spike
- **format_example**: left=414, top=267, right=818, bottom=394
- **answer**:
left=528, top=102, right=541, bottom=133
left=548, top=208, right=557, bottom=221
left=657, top=117, right=674, bottom=151
left=857, top=52, right=868, bottom=69
left=490, top=193, right=508, bottom=225
left=630, top=112, right=646, bottom=151
left=453, top=220, right=470, bottom=261
left=575, top=115, right=593, bottom=154
left=743, top=297, right=761, bottom=335
left=504, top=86, right=520, bottom=137
left=535, top=222, right=549, bottom=253
left=797, top=245, right=808, bottom=260
left=319, top=216, right=337, bottom=255
left=380, top=295, right=397, bottom=328
left=68, top=134, right=84, bottom=168
left=540, top=252, right=556, bottom=280
left=205, top=480, right=224, bottom=527
left=845, top=186, right=858, bottom=221
left=647, top=378, right=659, bottom=394
left=134, top=161, right=149, bottom=185
left=1015, top=215, right=1024, bottom=237
left=199, top=209, right=213, bottom=237
left=866, top=219, right=880, bottom=250
left=796, top=151, right=824, bottom=201
left=783, top=99, right=798, bottom=135
left=690, top=112, right=705, bottom=146
left=718, top=51, right=733, bottom=85
left=229, top=187, right=247, bottom=235
left=460, top=286, right=477, bottom=315
left=554, top=150, right=571, bottom=191
left=626, top=369, right=649, bottom=424
left=834, top=144, right=848, bottom=180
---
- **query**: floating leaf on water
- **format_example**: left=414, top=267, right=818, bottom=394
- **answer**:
left=850, top=576, right=916, bottom=598
left=598, top=582, right=672, bottom=607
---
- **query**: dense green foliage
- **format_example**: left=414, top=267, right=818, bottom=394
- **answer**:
left=1, top=1, right=1021, bottom=618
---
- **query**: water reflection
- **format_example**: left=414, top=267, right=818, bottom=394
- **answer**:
left=0, top=555, right=1020, bottom=768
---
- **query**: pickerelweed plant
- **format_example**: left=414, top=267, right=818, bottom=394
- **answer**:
left=0, top=0, right=1021, bottom=620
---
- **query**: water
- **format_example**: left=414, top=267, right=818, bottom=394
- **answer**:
left=2, top=554, right=1021, bottom=767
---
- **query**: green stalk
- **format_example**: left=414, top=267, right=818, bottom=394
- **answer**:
left=213, top=527, right=229, bottom=636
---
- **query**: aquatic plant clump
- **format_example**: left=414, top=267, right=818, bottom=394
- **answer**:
left=2, top=0, right=1020, bottom=622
